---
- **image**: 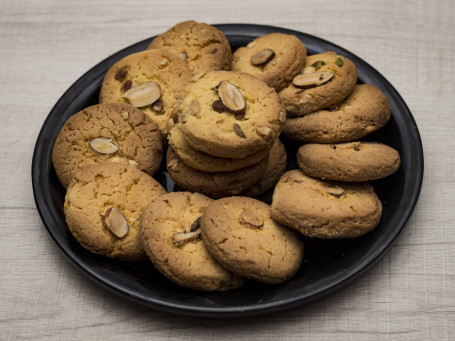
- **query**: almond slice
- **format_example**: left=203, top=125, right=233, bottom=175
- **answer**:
left=172, top=230, right=201, bottom=246
left=122, top=81, right=161, bottom=107
left=323, top=184, right=345, bottom=197
left=217, top=81, right=246, bottom=114
left=89, top=137, right=119, bottom=154
left=102, top=207, right=129, bottom=238
left=250, top=49, right=275, bottom=66
left=293, top=71, right=334, bottom=89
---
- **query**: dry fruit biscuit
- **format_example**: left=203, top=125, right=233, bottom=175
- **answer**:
left=168, top=126, right=270, bottom=172
left=64, top=162, right=167, bottom=261
left=174, top=70, right=285, bottom=158
left=140, top=192, right=244, bottom=291
left=232, top=33, right=307, bottom=91
left=166, top=146, right=268, bottom=198
left=271, top=170, right=382, bottom=239
left=241, top=138, right=287, bottom=197
left=99, top=49, right=192, bottom=140
left=201, top=196, right=304, bottom=284
left=52, top=103, right=162, bottom=189
left=148, top=20, right=232, bottom=74
left=297, top=141, right=401, bottom=182
left=279, top=51, right=357, bottom=117
left=283, top=84, right=391, bottom=143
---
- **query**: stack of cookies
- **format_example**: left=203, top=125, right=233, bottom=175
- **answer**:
left=51, top=19, right=403, bottom=292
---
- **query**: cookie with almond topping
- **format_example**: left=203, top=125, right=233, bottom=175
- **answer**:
left=201, top=196, right=303, bottom=284
left=147, top=20, right=232, bottom=74
left=174, top=70, right=285, bottom=158
left=64, top=162, right=167, bottom=261
left=140, top=191, right=244, bottom=291
left=52, top=103, right=162, bottom=189
left=271, top=170, right=382, bottom=239
left=297, top=142, right=401, bottom=182
left=232, top=33, right=307, bottom=91
left=99, top=49, right=192, bottom=139
left=279, top=51, right=357, bottom=117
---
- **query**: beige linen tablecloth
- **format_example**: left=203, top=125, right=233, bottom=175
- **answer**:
left=1, top=0, right=453, bottom=340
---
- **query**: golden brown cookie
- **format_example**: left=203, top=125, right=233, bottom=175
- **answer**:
left=99, top=49, right=192, bottom=139
left=283, top=84, right=391, bottom=143
left=297, top=142, right=401, bottom=181
left=64, top=162, right=167, bottom=261
left=201, top=196, right=304, bottom=284
left=279, top=51, right=357, bottom=117
left=52, top=103, right=162, bottom=189
left=232, top=33, right=307, bottom=91
left=175, top=70, right=285, bottom=158
left=271, top=170, right=382, bottom=239
left=148, top=20, right=232, bottom=74
left=166, top=147, right=267, bottom=198
left=140, top=192, right=244, bottom=291
left=168, top=126, right=270, bottom=172
left=241, top=138, right=287, bottom=197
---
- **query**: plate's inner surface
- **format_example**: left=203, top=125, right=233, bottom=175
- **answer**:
left=33, top=24, right=422, bottom=317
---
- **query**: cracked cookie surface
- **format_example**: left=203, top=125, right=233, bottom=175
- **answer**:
left=297, top=142, right=401, bottom=181
left=140, top=191, right=244, bottom=291
left=64, top=162, right=167, bottom=261
left=148, top=20, right=232, bottom=74
left=283, top=84, right=391, bottom=143
left=279, top=51, right=357, bottom=117
left=99, top=49, right=192, bottom=139
left=175, top=70, right=285, bottom=158
left=232, top=33, right=307, bottom=91
left=201, top=196, right=303, bottom=284
left=271, top=170, right=382, bottom=238
left=52, top=103, right=163, bottom=189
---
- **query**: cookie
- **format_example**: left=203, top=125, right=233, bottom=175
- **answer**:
left=283, top=84, right=391, bottom=143
left=175, top=70, right=285, bottom=158
left=166, top=146, right=267, bottom=198
left=140, top=192, right=244, bottom=291
left=297, top=142, right=401, bottom=181
left=64, top=162, right=167, bottom=261
left=271, top=170, right=382, bottom=239
left=232, top=33, right=307, bottom=91
left=279, top=51, right=357, bottom=117
left=201, top=196, right=303, bottom=284
left=148, top=20, right=232, bottom=74
left=168, top=126, right=270, bottom=172
left=99, top=49, right=192, bottom=139
left=241, top=138, right=287, bottom=197
left=52, top=103, right=163, bottom=189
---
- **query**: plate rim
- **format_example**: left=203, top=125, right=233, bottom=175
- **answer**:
left=31, top=23, right=424, bottom=318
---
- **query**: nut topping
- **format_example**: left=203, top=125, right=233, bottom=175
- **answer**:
left=122, top=80, right=132, bottom=92
left=115, top=67, right=128, bottom=80
left=151, top=100, right=163, bottom=113
left=122, top=81, right=161, bottom=107
left=212, top=99, right=225, bottom=113
left=323, top=184, right=345, bottom=197
left=217, top=81, right=246, bottom=115
left=250, top=48, right=275, bottom=66
left=311, top=60, right=326, bottom=70
left=233, top=123, right=246, bottom=138
left=255, top=126, right=273, bottom=138
left=102, top=207, right=129, bottom=238
left=191, top=71, right=206, bottom=82
left=172, top=230, right=201, bottom=246
left=293, top=71, right=334, bottom=89
left=121, top=111, right=129, bottom=119
left=89, top=138, right=119, bottom=154
left=190, top=217, right=201, bottom=232
left=189, top=100, right=200, bottom=116
left=335, top=58, right=344, bottom=66
left=178, top=52, right=187, bottom=61
left=240, top=209, right=264, bottom=228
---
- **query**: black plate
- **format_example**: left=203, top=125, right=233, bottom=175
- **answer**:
left=32, top=24, right=423, bottom=317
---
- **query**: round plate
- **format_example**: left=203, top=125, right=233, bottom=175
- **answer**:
left=32, top=24, right=423, bottom=317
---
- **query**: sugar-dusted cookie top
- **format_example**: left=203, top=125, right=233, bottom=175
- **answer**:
left=64, top=162, right=167, bottom=261
left=141, top=191, right=244, bottom=291
left=201, top=196, right=303, bottom=284
left=232, top=33, right=307, bottom=91
left=271, top=170, right=382, bottom=239
left=52, top=103, right=162, bottom=189
left=99, top=49, right=192, bottom=139
left=174, top=70, right=285, bottom=158
left=279, top=51, right=357, bottom=116
left=148, top=20, right=232, bottom=74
